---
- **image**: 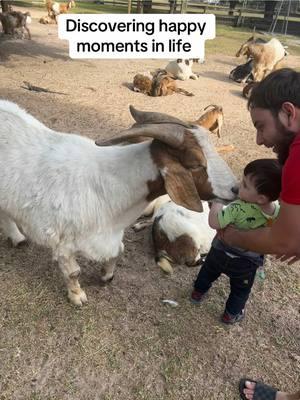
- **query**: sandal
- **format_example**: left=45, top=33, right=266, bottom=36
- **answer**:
left=239, top=378, right=278, bottom=400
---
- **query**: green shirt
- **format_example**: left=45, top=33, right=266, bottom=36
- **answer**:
left=217, top=199, right=280, bottom=230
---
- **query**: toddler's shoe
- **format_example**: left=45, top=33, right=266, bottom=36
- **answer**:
left=190, top=289, right=206, bottom=305
left=221, top=309, right=245, bottom=324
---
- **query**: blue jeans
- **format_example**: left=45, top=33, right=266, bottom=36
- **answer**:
left=194, top=246, right=258, bottom=315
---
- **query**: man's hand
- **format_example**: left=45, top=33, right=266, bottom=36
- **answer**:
left=216, top=225, right=239, bottom=246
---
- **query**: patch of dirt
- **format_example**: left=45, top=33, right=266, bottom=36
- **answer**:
left=0, top=7, right=299, bottom=400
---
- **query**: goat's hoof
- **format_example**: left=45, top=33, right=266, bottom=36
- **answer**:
left=68, top=289, right=88, bottom=306
left=7, top=237, right=28, bottom=248
left=100, top=273, right=114, bottom=283
left=157, top=258, right=173, bottom=274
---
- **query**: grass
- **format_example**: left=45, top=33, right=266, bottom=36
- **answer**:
left=205, top=24, right=300, bottom=57
left=11, top=1, right=300, bottom=56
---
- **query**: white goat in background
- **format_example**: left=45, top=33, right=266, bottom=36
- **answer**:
left=0, top=102, right=237, bottom=305
left=165, top=59, right=198, bottom=81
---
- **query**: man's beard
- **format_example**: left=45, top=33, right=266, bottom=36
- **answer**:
left=273, top=120, right=296, bottom=165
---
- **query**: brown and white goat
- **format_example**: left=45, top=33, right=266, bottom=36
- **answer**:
left=1, top=102, right=238, bottom=305
left=237, top=37, right=286, bottom=82
left=192, top=104, right=223, bottom=138
left=132, top=107, right=235, bottom=274
left=133, top=70, right=194, bottom=97
left=236, top=36, right=266, bottom=59
left=134, top=196, right=216, bottom=273
left=0, top=11, right=31, bottom=39
left=46, top=0, right=71, bottom=23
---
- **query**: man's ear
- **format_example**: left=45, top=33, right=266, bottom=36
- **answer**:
left=279, top=102, right=296, bottom=129
left=160, top=160, right=203, bottom=212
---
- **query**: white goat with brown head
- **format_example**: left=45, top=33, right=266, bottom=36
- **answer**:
left=133, top=106, right=235, bottom=273
left=0, top=102, right=237, bottom=305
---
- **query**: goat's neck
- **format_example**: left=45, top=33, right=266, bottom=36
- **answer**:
left=95, top=142, right=164, bottom=227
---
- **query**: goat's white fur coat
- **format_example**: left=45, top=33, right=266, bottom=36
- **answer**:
left=0, top=100, right=237, bottom=305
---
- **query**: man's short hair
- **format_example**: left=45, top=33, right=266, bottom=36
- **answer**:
left=248, top=68, right=300, bottom=115
left=244, top=159, right=282, bottom=201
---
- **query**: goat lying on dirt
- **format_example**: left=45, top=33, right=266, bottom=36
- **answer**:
left=242, top=81, right=257, bottom=99
left=0, top=102, right=237, bottom=305
left=133, top=70, right=194, bottom=97
left=134, top=197, right=216, bottom=274
left=0, top=11, right=31, bottom=39
left=165, top=59, right=198, bottom=80
left=229, top=60, right=254, bottom=83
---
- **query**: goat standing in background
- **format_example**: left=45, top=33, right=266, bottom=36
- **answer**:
left=236, top=37, right=286, bottom=82
left=236, top=36, right=267, bottom=59
left=0, top=11, right=31, bottom=39
left=46, top=0, right=71, bottom=23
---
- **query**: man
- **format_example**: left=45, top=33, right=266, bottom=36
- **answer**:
left=221, top=68, right=300, bottom=400
left=222, top=68, right=300, bottom=261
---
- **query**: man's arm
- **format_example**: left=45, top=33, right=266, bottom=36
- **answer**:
left=220, top=201, right=300, bottom=255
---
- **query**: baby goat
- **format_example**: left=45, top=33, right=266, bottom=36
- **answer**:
left=0, top=11, right=31, bottom=39
left=193, top=105, right=223, bottom=138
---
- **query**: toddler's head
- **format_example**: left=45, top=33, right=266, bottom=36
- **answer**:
left=239, top=159, right=282, bottom=204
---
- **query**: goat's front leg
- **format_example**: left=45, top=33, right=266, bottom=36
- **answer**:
left=101, top=243, right=124, bottom=282
left=58, top=255, right=87, bottom=306
left=25, top=26, right=31, bottom=40
left=0, top=210, right=27, bottom=247
left=190, top=73, right=198, bottom=80
left=101, top=257, right=118, bottom=283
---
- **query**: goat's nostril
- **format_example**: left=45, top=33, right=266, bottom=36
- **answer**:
left=231, top=186, right=239, bottom=195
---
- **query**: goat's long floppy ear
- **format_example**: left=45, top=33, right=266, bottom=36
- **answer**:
left=161, top=156, right=203, bottom=213
left=129, top=105, right=193, bottom=128
left=95, top=124, right=186, bottom=147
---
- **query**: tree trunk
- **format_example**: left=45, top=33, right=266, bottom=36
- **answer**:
left=228, top=1, right=239, bottom=16
left=136, top=0, right=143, bottom=13
left=264, top=0, right=277, bottom=22
left=143, top=0, right=152, bottom=13
left=1, top=0, right=10, bottom=12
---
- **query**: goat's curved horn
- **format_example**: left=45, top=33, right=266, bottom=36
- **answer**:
left=95, top=124, right=185, bottom=148
left=204, top=104, right=222, bottom=111
left=129, top=105, right=193, bottom=128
